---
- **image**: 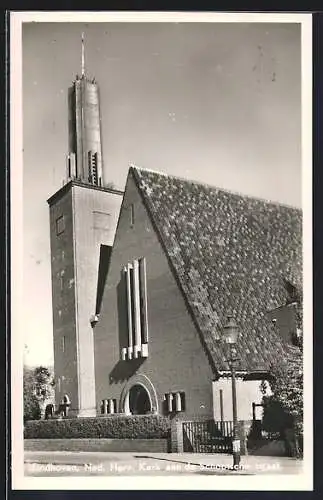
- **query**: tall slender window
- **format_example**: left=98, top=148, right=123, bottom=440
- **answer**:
left=126, top=263, right=134, bottom=359
left=139, top=257, right=149, bottom=346
left=60, top=270, right=65, bottom=291
left=67, top=155, right=71, bottom=178
left=122, top=257, right=148, bottom=360
left=133, top=259, right=141, bottom=357
left=130, top=204, right=135, bottom=227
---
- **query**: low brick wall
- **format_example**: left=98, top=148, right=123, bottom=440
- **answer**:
left=24, top=438, right=169, bottom=453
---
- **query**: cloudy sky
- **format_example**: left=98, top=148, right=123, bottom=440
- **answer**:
left=22, top=18, right=302, bottom=367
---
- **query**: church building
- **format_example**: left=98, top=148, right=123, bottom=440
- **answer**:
left=92, top=166, right=302, bottom=421
left=47, top=39, right=302, bottom=421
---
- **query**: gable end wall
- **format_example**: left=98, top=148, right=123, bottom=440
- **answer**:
left=94, top=172, right=215, bottom=418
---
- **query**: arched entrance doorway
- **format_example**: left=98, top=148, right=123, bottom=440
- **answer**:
left=120, top=374, right=158, bottom=415
left=128, top=384, right=151, bottom=415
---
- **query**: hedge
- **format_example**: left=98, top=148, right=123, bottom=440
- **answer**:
left=24, top=414, right=171, bottom=439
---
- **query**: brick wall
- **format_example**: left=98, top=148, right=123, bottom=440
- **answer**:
left=48, top=182, right=122, bottom=416
left=94, top=172, right=215, bottom=419
left=24, top=438, right=169, bottom=453
left=49, top=188, right=78, bottom=411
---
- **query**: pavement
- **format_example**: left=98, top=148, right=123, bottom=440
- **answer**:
left=24, top=451, right=303, bottom=476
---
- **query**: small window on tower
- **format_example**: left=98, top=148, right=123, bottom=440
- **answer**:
left=88, top=151, right=98, bottom=186
left=62, top=336, right=65, bottom=353
left=60, top=272, right=64, bottom=291
left=56, top=215, right=65, bottom=235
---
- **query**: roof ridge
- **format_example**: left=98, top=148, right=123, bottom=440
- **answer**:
left=130, top=165, right=302, bottom=211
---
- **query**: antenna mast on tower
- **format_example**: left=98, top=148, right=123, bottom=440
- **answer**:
left=81, top=32, right=85, bottom=76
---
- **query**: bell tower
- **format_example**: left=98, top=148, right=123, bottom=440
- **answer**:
left=66, top=33, right=104, bottom=187
left=47, top=34, right=123, bottom=417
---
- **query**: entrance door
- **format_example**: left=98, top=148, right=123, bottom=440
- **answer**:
left=128, top=384, right=151, bottom=415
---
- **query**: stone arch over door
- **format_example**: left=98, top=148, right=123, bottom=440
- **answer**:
left=119, top=374, right=159, bottom=415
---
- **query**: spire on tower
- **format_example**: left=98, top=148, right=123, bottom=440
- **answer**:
left=81, top=32, right=85, bottom=76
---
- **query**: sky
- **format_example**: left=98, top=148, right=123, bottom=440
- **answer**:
left=22, top=19, right=302, bottom=367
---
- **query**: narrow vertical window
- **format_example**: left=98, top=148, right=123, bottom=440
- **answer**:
left=56, top=215, right=65, bottom=235
left=175, top=392, right=182, bottom=412
left=70, top=152, right=76, bottom=178
left=139, top=257, right=149, bottom=346
left=166, top=393, right=173, bottom=412
left=179, top=392, right=186, bottom=412
left=61, top=336, right=65, bottom=353
left=130, top=204, right=135, bottom=227
left=108, top=399, right=116, bottom=414
left=60, top=271, right=64, bottom=291
left=67, top=155, right=71, bottom=178
left=125, top=264, right=134, bottom=359
left=132, top=259, right=142, bottom=358
left=101, top=399, right=108, bottom=414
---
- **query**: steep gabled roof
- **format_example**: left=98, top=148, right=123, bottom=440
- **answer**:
left=131, top=167, right=302, bottom=373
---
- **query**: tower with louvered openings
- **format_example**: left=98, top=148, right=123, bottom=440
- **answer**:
left=47, top=34, right=123, bottom=416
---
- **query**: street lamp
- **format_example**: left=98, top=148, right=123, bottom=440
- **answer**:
left=223, top=314, right=241, bottom=469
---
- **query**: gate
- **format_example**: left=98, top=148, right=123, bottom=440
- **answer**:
left=182, top=420, right=233, bottom=453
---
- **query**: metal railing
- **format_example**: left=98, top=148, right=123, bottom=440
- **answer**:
left=183, top=420, right=234, bottom=453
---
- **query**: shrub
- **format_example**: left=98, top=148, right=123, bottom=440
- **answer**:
left=24, top=414, right=171, bottom=440
left=261, top=396, right=294, bottom=436
left=24, top=392, right=41, bottom=424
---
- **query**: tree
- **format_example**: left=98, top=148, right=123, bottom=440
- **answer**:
left=23, top=365, right=55, bottom=422
left=261, top=345, right=303, bottom=456
left=33, top=366, right=55, bottom=418
left=23, top=366, right=41, bottom=423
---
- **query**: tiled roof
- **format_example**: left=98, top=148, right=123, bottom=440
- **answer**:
left=132, top=167, right=302, bottom=374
